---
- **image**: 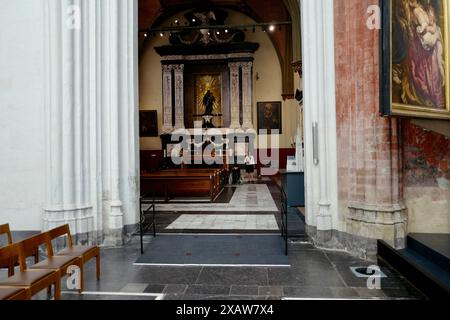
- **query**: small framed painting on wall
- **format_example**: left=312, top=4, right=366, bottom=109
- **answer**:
left=257, top=101, right=282, bottom=134
left=139, top=110, right=158, bottom=137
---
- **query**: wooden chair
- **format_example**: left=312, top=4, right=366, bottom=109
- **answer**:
left=0, top=224, right=14, bottom=276
left=0, top=287, right=29, bottom=300
left=0, top=224, right=39, bottom=277
left=0, top=243, right=61, bottom=300
left=22, top=233, right=84, bottom=293
left=49, top=225, right=100, bottom=281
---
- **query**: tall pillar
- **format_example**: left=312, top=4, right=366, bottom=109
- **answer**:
left=301, top=0, right=339, bottom=241
left=43, top=0, right=139, bottom=245
left=106, top=0, right=124, bottom=237
left=173, top=64, right=185, bottom=130
left=43, top=0, right=94, bottom=240
left=335, top=0, right=406, bottom=257
left=229, top=62, right=241, bottom=129
left=241, top=61, right=253, bottom=130
left=162, top=64, right=174, bottom=132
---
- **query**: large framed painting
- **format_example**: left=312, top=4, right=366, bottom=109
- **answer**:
left=139, top=110, right=158, bottom=137
left=381, top=0, right=450, bottom=120
left=257, top=101, right=282, bottom=134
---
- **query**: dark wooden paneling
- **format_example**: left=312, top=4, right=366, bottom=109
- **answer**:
left=140, top=150, right=164, bottom=173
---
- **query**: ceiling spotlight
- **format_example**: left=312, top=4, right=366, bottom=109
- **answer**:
left=174, top=19, right=179, bottom=25
left=269, top=25, right=275, bottom=32
left=160, top=32, right=164, bottom=37
left=225, top=29, right=229, bottom=33
left=144, top=33, right=148, bottom=38
left=216, top=31, right=220, bottom=35
left=192, top=18, right=196, bottom=23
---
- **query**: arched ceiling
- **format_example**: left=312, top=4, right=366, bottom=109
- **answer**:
left=139, top=0, right=291, bottom=31
left=139, top=0, right=290, bottom=61
left=138, top=0, right=298, bottom=98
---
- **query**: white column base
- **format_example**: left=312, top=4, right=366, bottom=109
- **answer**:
left=43, top=207, right=94, bottom=236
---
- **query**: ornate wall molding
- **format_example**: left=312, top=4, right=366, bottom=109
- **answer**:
left=241, top=61, right=254, bottom=130
left=229, top=62, right=242, bottom=129
left=162, top=64, right=174, bottom=133
left=173, top=64, right=185, bottom=130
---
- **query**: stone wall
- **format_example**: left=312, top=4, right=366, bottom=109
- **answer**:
left=402, top=120, right=450, bottom=234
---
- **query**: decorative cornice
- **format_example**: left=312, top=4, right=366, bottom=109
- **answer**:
left=155, top=42, right=259, bottom=57
left=173, top=64, right=184, bottom=72
left=162, top=64, right=173, bottom=72
left=161, top=52, right=255, bottom=62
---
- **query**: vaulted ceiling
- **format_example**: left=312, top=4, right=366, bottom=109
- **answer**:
left=139, top=0, right=291, bottom=31
left=139, top=0, right=298, bottom=98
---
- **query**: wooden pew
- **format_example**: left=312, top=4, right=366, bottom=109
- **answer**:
left=141, top=168, right=225, bottom=202
left=0, top=243, right=61, bottom=300
left=162, top=168, right=225, bottom=198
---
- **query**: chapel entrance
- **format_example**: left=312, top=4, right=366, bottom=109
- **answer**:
left=136, top=0, right=305, bottom=264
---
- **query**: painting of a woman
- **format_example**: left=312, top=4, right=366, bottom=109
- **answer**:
left=407, top=0, right=445, bottom=108
left=384, top=0, right=450, bottom=119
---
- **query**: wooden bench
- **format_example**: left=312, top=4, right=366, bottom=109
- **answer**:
left=163, top=168, right=225, bottom=198
left=141, top=168, right=225, bottom=202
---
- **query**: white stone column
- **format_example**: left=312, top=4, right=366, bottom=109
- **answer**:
left=301, top=0, right=338, bottom=238
left=43, top=0, right=94, bottom=238
left=42, top=0, right=139, bottom=245
left=173, top=64, right=185, bottom=129
left=105, top=0, right=124, bottom=236
left=241, top=61, right=253, bottom=130
left=229, top=62, right=241, bottom=129
left=162, top=64, right=174, bottom=132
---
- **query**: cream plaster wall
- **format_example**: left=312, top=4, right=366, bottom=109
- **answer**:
left=405, top=188, right=450, bottom=234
